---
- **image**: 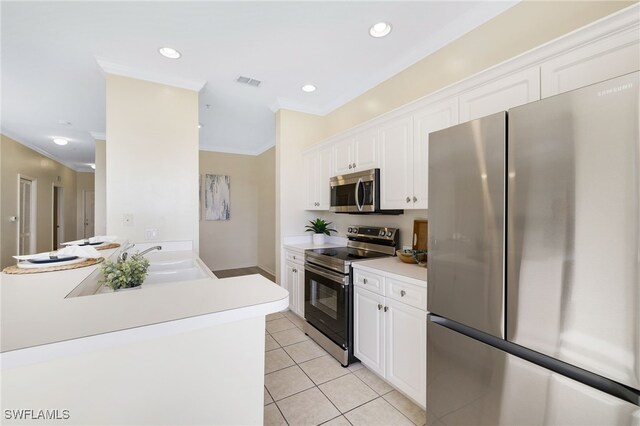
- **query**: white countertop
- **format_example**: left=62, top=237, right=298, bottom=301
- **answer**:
left=0, top=248, right=288, bottom=354
left=283, top=242, right=346, bottom=252
left=354, top=257, right=428, bottom=284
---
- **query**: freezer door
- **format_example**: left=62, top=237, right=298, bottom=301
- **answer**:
left=427, top=318, right=640, bottom=425
left=507, top=72, right=640, bottom=391
left=428, top=112, right=505, bottom=338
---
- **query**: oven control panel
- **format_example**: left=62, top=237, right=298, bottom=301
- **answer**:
left=347, top=226, right=398, bottom=242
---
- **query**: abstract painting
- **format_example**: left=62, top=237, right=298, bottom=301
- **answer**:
left=204, top=174, right=230, bottom=221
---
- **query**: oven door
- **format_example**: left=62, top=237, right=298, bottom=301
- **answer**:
left=304, top=263, right=350, bottom=348
left=330, top=169, right=378, bottom=213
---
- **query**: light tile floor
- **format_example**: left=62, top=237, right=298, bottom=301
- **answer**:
left=264, top=310, right=428, bottom=426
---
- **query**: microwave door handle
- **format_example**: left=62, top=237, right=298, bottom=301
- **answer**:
left=355, top=177, right=363, bottom=212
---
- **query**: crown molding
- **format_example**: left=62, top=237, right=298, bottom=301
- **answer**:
left=269, top=98, right=324, bottom=115
left=1, top=128, right=84, bottom=172
left=95, top=57, right=207, bottom=92
left=89, top=131, right=106, bottom=141
left=198, top=140, right=275, bottom=157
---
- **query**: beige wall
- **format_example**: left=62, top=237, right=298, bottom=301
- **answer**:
left=256, top=147, right=276, bottom=274
left=106, top=75, right=199, bottom=250
left=199, top=151, right=258, bottom=270
left=94, top=139, right=106, bottom=235
left=75, top=172, right=95, bottom=239
left=1, top=135, right=77, bottom=268
left=324, top=1, right=635, bottom=137
left=275, top=110, right=327, bottom=282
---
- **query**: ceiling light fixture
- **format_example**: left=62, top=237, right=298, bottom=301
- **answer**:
left=58, top=120, right=72, bottom=126
left=53, top=138, right=68, bottom=146
left=369, top=22, right=392, bottom=38
left=89, top=163, right=96, bottom=170
left=301, top=84, right=316, bottom=93
left=198, top=123, right=203, bottom=129
left=158, top=47, right=181, bottom=59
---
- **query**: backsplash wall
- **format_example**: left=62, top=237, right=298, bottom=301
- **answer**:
left=306, top=210, right=428, bottom=250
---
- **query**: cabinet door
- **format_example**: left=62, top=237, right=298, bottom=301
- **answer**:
left=459, top=67, right=540, bottom=122
left=303, top=152, right=318, bottom=210
left=385, top=298, right=426, bottom=408
left=379, top=116, right=413, bottom=210
left=412, top=99, right=458, bottom=209
left=317, top=146, right=333, bottom=210
left=295, top=266, right=305, bottom=318
left=354, top=129, right=378, bottom=171
left=284, top=260, right=297, bottom=312
left=333, top=138, right=354, bottom=176
left=354, top=287, right=385, bottom=376
left=541, top=27, right=639, bottom=98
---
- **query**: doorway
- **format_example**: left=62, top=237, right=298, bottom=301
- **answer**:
left=53, top=185, right=63, bottom=249
left=18, top=176, right=36, bottom=255
left=84, top=190, right=95, bottom=238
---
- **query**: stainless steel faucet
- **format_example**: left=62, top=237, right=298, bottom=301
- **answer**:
left=137, top=246, right=162, bottom=256
left=118, top=243, right=136, bottom=263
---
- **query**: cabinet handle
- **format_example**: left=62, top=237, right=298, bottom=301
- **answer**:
left=400, top=290, right=406, bottom=297
left=413, top=196, right=417, bottom=203
left=406, top=196, right=411, bottom=203
left=352, top=163, right=356, bottom=168
left=348, top=164, right=352, bottom=169
left=293, top=255, right=296, bottom=260
left=384, top=306, right=389, bottom=312
left=378, top=304, right=382, bottom=310
left=363, top=278, right=368, bottom=284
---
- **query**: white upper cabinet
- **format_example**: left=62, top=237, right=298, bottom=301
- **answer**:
left=379, top=116, right=414, bottom=210
left=541, top=27, right=640, bottom=98
left=379, top=99, right=458, bottom=210
left=333, top=129, right=378, bottom=176
left=303, top=145, right=332, bottom=210
left=459, top=66, right=541, bottom=122
left=412, top=98, right=459, bottom=209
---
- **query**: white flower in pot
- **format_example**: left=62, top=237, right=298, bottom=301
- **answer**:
left=305, top=218, right=337, bottom=246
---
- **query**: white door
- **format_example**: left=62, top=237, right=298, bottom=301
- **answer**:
left=295, top=266, right=305, bottom=318
left=18, top=177, right=35, bottom=255
left=317, top=146, right=333, bottom=210
left=284, top=260, right=297, bottom=312
left=385, top=298, right=427, bottom=407
left=413, top=99, right=459, bottom=209
left=303, top=152, right=318, bottom=209
left=353, top=129, right=378, bottom=171
left=333, top=138, right=354, bottom=176
left=353, top=286, right=385, bottom=376
left=379, top=116, right=413, bottom=210
left=84, top=190, right=95, bottom=238
left=53, top=185, right=63, bottom=249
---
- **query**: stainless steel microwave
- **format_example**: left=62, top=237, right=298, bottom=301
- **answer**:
left=329, top=169, right=403, bottom=214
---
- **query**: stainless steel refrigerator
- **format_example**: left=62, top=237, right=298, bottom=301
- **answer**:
left=427, top=71, right=640, bottom=425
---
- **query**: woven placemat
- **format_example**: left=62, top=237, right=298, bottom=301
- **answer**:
left=3, top=257, right=105, bottom=275
left=97, top=243, right=120, bottom=251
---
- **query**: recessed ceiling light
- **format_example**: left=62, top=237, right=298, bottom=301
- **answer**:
left=301, top=84, right=316, bottom=93
left=198, top=123, right=203, bottom=129
left=89, top=163, right=96, bottom=170
left=53, top=138, right=68, bottom=146
left=369, top=22, right=392, bottom=38
left=158, top=47, right=181, bottom=59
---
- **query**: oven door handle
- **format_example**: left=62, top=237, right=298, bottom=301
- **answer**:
left=305, top=263, right=349, bottom=285
left=355, top=177, right=363, bottom=212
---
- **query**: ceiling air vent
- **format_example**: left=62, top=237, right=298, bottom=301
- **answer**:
left=236, top=75, right=261, bottom=87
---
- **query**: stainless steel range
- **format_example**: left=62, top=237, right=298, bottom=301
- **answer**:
left=303, top=226, right=398, bottom=366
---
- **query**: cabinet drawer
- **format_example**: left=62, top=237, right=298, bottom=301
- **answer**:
left=353, top=269, right=384, bottom=295
left=285, top=250, right=304, bottom=264
left=386, top=278, right=427, bottom=311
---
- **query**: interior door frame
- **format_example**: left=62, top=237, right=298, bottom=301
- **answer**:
left=17, top=174, right=37, bottom=255
left=52, top=182, right=64, bottom=249
left=83, top=190, right=95, bottom=238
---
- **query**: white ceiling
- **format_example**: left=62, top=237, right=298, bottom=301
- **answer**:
left=1, top=1, right=516, bottom=172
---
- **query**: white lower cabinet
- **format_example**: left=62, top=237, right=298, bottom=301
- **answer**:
left=353, top=266, right=427, bottom=408
left=283, top=249, right=305, bottom=317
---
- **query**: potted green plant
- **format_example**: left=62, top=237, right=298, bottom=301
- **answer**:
left=101, top=254, right=150, bottom=291
left=305, top=218, right=337, bottom=245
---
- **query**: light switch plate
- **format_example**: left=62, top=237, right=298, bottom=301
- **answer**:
left=145, top=228, right=159, bottom=240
